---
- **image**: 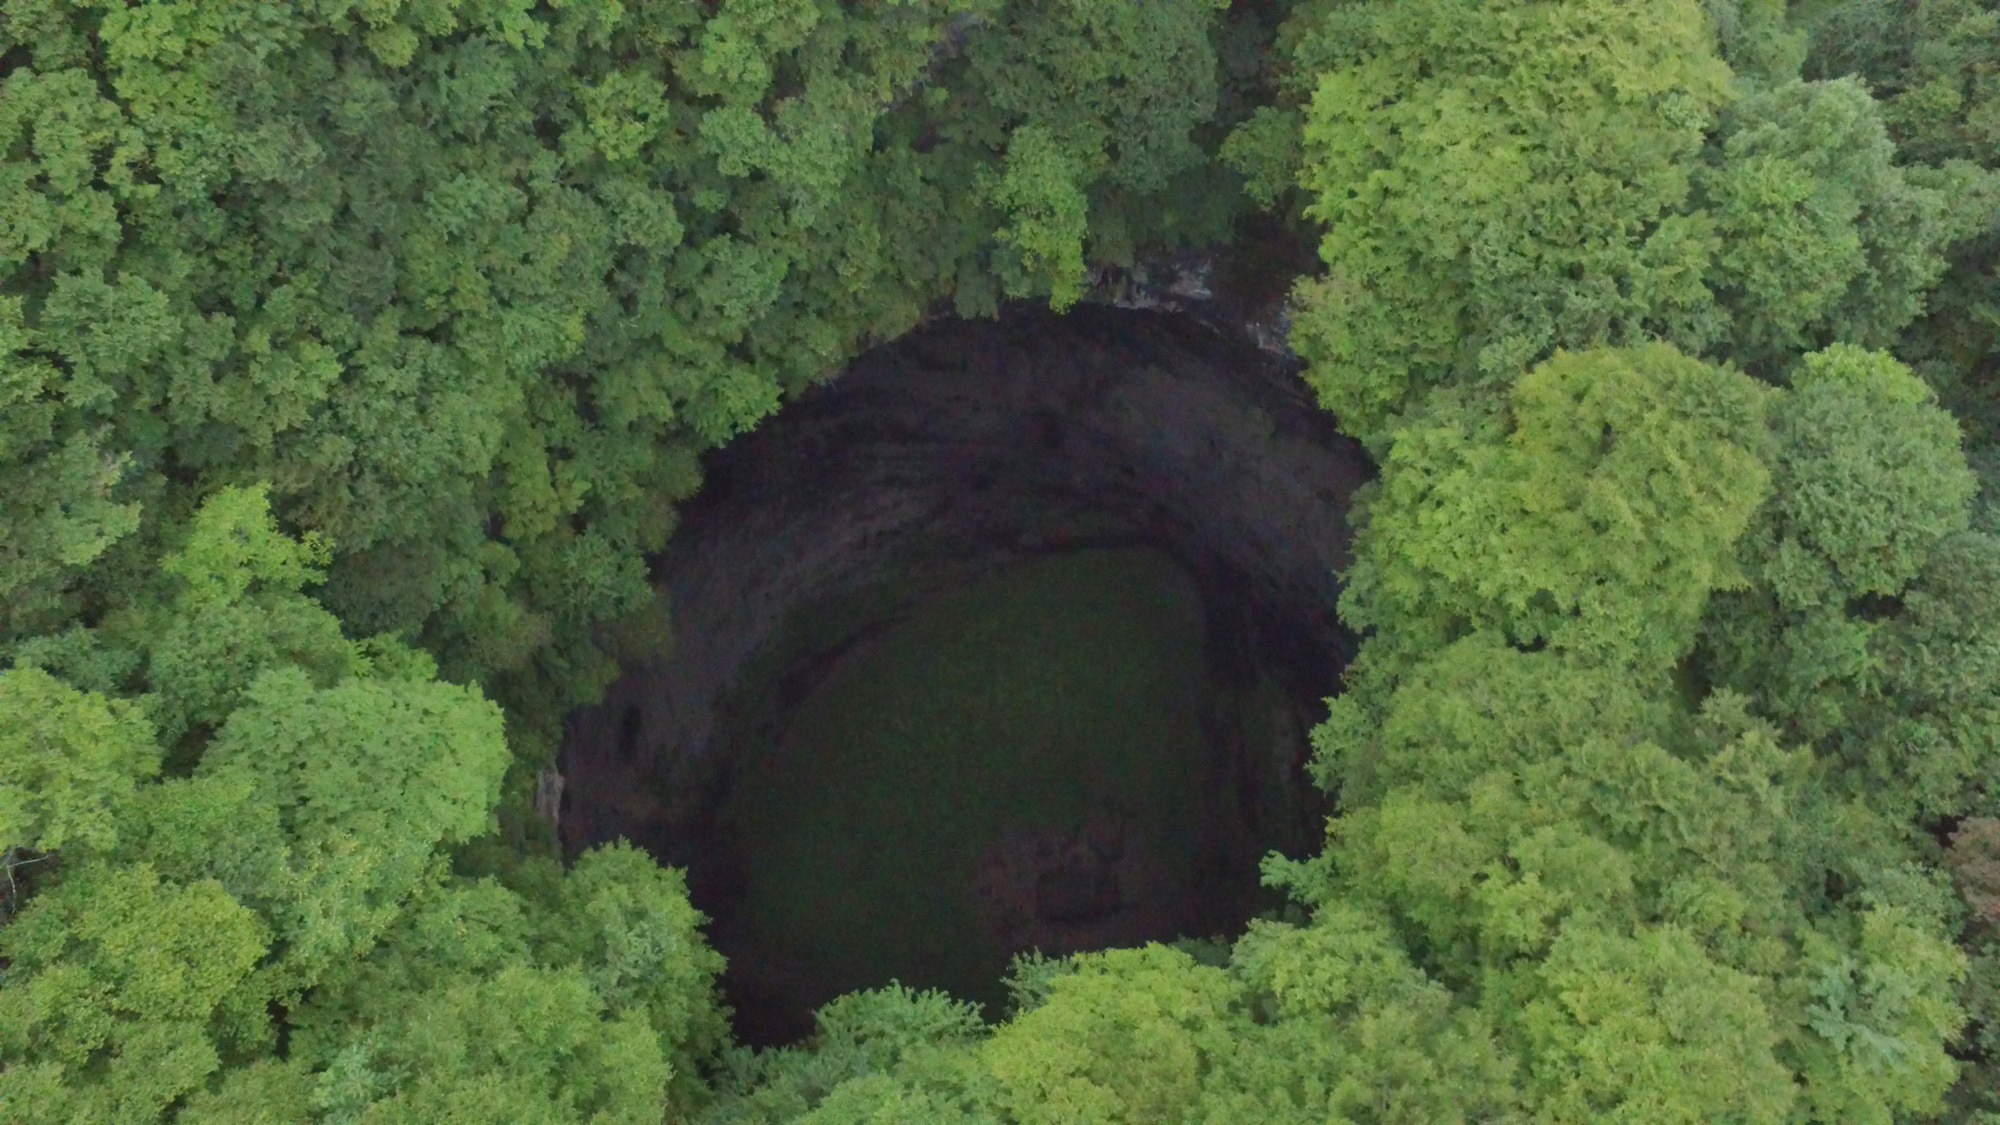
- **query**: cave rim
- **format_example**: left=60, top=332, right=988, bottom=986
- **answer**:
left=556, top=302, right=1373, bottom=1046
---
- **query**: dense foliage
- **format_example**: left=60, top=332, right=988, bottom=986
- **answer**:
left=6, top=0, right=2000, bottom=1122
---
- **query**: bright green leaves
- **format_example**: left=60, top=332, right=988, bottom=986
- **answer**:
left=1793, top=906, right=1969, bottom=1125
left=1322, top=745, right=1651, bottom=973
left=1, top=864, right=266, bottom=1034
left=1756, top=346, right=1975, bottom=610
left=1280, top=0, right=1731, bottom=439
left=1519, top=923, right=1793, bottom=1125
left=170, top=668, right=508, bottom=995
left=595, top=174, right=685, bottom=254
left=206, top=327, right=345, bottom=456
left=1306, top=629, right=1963, bottom=1121
left=1344, top=345, right=1771, bottom=669
left=0, top=864, right=269, bottom=1123
left=142, top=485, right=361, bottom=747
left=304, top=965, right=673, bottom=1125
left=978, top=939, right=1498, bottom=1125
left=1228, top=905, right=1518, bottom=1125
left=0, top=667, right=157, bottom=856
left=0, top=0, right=904, bottom=730
left=202, top=670, right=506, bottom=851
left=980, top=946, right=1238, bottom=1123
left=173, top=1059, right=317, bottom=1125
left=538, top=843, right=729, bottom=1064
left=164, top=483, right=331, bottom=604
left=1273, top=0, right=1984, bottom=441
left=1280, top=266, right=1915, bottom=1118
left=273, top=851, right=726, bottom=1125
left=1306, top=440, right=1988, bottom=1125
left=1318, top=631, right=1665, bottom=811
left=986, top=126, right=1092, bottom=311
left=3, top=482, right=511, bottom=1067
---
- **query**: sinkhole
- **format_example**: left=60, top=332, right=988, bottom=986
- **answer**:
left=558, top=304, right=1372, bottom=1045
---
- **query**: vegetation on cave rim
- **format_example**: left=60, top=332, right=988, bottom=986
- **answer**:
left=4, top=0, right=2000, bottom=1122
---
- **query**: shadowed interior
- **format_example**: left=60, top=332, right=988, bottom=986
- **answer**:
left=559, top=306, right=1372, bottom=1043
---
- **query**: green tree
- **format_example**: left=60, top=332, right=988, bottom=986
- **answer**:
left=0, top=0, right=1251, bottom=766
left=135, top=484, right=361, bottom=753
left=1796, top=0, right=2000, bottom=453
left=1340, top=344, right=1770, bottom=672
left=265, top=851, right=724, bottom=1124
left=1272, top=0, right=1732, bottom=440
left=189, top=666, right=509, bottom=995
left=1304, top=625, right=1968, bottom=1122
left=0, top=666, right=156, bottom=860
left=0, top=863, right=269, bottom=1124
left=1803, top=0, right=2000, bottom=166
left=0, top=296, right=141, bottom=642
left=1698, top=78, right=1989, bottom=374
left=1754, top=345, right=1976, bottom=612
left=1695, top=346, right=1992, bottom=819
left=1516, top=921, right=1794, bottom=1124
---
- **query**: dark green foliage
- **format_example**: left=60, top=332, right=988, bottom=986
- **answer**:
left=1699, top=78, right=1982, bottom=372
left=1756, top=346, right=1975, bottom=611
left=1801, top=0, right=2000, bottom=166
left=1694, top=346, right=1994, bottom=821
left=1795, top=0, right=2000, bottom=477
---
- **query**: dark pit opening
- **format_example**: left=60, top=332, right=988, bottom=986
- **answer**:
left=559, top=305, right=1372, bottom=1046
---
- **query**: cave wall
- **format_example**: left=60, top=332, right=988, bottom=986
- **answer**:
left=558, top=305, right=1373, bottom=891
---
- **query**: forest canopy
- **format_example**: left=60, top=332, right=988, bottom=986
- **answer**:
left=6, top=0, right=2000, bottom=1122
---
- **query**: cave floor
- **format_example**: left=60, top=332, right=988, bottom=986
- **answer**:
left=715, top=547, right=1214, bottom=1029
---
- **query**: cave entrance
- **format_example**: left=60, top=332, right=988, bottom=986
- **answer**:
left=558, top=305, right=1371, bottom=1046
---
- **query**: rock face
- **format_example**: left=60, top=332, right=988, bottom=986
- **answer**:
left=975, top=809, right=1191, bottom=959
left=558, top=303, right=1373, bottom=1037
